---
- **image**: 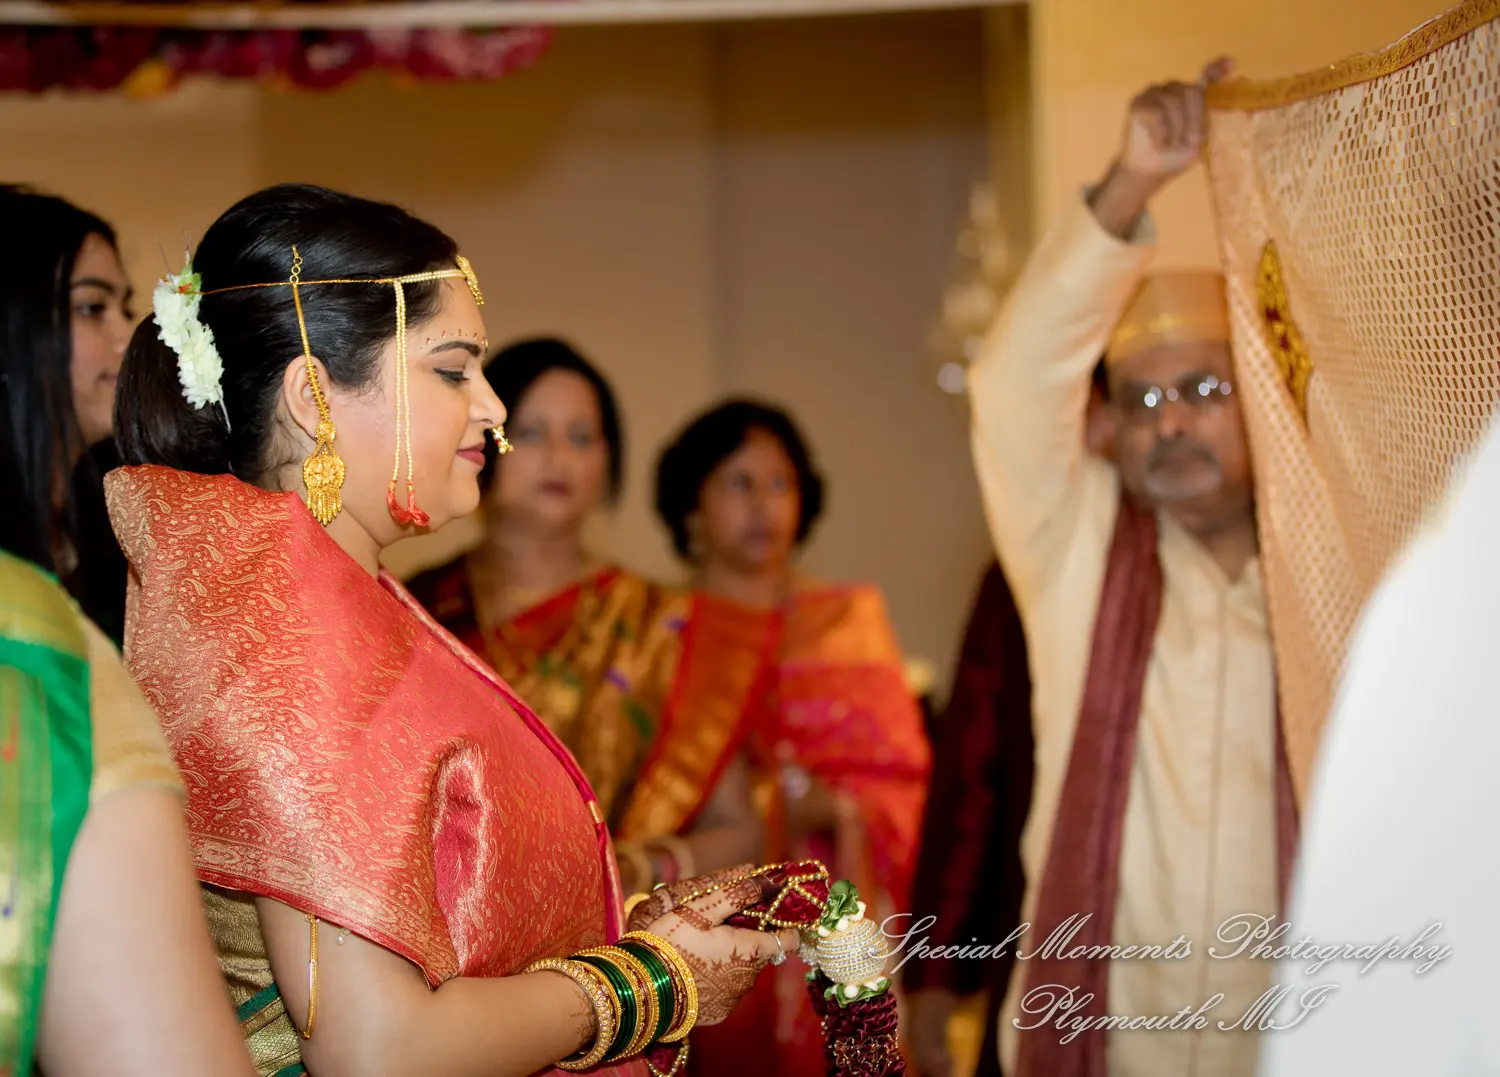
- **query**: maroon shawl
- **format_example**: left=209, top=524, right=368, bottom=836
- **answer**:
left=1013, top=496, right=1299, bottom=1077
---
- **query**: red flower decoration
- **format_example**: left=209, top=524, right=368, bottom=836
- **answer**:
left=808, top=976, right=906, bottom=1077
left=0, top=24, right=554, bottom=94
left=726, top=859, right=830, bottom=930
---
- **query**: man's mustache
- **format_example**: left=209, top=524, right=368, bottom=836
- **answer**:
left=1147, top=440, right=1218, bottom=472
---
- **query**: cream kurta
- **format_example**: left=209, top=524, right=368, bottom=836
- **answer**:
left=968, top=198, right=1279, bottom=1077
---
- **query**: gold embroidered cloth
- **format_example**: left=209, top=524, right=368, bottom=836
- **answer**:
left=1205, top=0, right=1500, bottom=796
left=406, top=562, right=778, bottom=842
left=105, top=466, right=623, bottom=994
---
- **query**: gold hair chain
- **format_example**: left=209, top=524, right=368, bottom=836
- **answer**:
left=204, top=251, right=486, bottom=528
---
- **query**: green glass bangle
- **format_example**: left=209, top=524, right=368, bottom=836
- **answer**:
left=619, top=939, right=675, bottom=1043
left=578, top=954, right=637, bottom=1062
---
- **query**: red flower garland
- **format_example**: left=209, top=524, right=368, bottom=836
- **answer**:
left=808, top=977, right=905, bottom=1077
left=728, top=860, right=906, bottom=1077
left=726, top=859, right=831, bottom=930
left=0, top=23, right=553, bottom=95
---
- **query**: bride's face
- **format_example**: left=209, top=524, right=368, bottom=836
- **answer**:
left=318, top=278, right=504, bottom=543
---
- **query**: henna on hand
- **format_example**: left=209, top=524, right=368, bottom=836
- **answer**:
left=670, top=905, right=717, bottom=932
left=638, top=869, right=789, bottom=1026
left=668, top=940, right=762, bottom=1026
left=537, top=968, right=601, bottom=1056
left=568, top=992, right=597, bottom=1050
left=626, top=864, right=760, bottom=931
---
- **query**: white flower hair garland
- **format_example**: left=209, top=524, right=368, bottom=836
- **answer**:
left=153, top=255, right=230, bottom=429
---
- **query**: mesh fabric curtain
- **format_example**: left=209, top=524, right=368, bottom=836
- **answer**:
left=1206, top=0, right=1500, bottom=797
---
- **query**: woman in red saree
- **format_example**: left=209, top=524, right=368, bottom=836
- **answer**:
left=653, top=401, right=932, bottom=1077
left=406, top=339, right=769, bottom=893
left=107, top=184, right=794, bottom=1077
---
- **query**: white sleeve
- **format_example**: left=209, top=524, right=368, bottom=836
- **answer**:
left=1258, top=420, right=1500, bottom=1076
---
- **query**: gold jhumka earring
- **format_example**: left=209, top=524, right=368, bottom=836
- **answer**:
left=204, top=250, right=487, bottom=529
left=289, top=250, right=346, bottom=525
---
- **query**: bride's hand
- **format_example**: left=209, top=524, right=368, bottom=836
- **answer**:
left=629, top=866, right=800, bottom=1026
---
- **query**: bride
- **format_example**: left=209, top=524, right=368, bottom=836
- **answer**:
left=108, top=183, right=794, bottom=1077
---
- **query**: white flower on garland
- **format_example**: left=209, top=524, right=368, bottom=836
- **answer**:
left=153, top=259, right=226, bottom=413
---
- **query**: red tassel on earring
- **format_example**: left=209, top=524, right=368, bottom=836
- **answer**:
left=387, top=482, right=413, bottom=526
left=405, top=485, right=430, bottom=529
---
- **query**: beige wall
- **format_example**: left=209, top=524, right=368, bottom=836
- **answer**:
left=3, top=1, right=1451, bottom=698
left=0, top=80, right=260, bottom=293
left=0, top=12, right=991, bottom=689
left=709, top=14, right=992, bottom=690
left=1024, top=0, right=1452, bottom=266
left=255, top=24, right=727, bottom=584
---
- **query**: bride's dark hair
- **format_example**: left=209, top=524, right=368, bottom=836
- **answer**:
left=116, top=183, right=458, bottom=483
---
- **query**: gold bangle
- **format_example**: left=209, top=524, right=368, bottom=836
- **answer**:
left=302, top=914, right=319, bottom=1040
left=572, top=962, right=623, bottom=1070
left=522, top=957, right=619, bottom=1071
left=616, top=948, right=659, bottom=1058
left=580, top=946, right=658, bottom=1059
left=620, top=933, right=689, bottom=1044
left=607, top=947, right=659, bottom=1058
left=621, top=931, right=699, bottom=1043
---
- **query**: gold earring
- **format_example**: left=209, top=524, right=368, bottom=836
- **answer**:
left=291, top=248, right=345, bottom=526
left=490, top=425, right=513, bottom=455
left=303, top=414, right=345, bottom=526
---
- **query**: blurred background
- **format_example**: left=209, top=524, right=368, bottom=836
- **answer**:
left=0, top=0, right=1445, bottom=700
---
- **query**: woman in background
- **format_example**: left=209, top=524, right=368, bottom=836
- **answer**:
left=407, top=338, right=766, bottom=893
left=1, top=552, right=255, bottom=1077
left=0, top=190, right=244, bottom=1075
left=0, top=186, right=134, bottom=643
left=654, top=399, right=932, bottom=1077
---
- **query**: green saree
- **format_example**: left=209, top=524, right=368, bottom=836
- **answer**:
left=0, top=551, right=93, bottom=1077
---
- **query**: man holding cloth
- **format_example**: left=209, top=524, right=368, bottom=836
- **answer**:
left=967, top=58, right=1296, bottom=1077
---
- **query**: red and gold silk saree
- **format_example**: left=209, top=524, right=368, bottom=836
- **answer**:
left=408, top=561, right=778, bottom=839
left=107, top=467, right=641, bottom=1077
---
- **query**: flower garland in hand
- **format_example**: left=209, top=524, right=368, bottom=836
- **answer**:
left=727, top=861, right=906, bottom=1077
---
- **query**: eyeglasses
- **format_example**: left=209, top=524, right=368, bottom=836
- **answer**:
left=1117, top=373, right=1234, bottom=424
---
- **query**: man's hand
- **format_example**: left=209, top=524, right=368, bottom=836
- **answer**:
left=1090, top=57, right=1236, bottom=239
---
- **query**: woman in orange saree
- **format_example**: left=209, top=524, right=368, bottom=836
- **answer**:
left=407, top=339, right=770, bottom=893
left=653, top=401, right=932, bottom=1077
left=107, top=184, right=795, bottom=1077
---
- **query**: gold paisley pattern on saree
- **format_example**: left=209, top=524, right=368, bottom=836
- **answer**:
left=106, top=467, right=613, bottom=990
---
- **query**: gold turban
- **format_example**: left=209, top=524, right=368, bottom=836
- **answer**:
left=1106, top=270, right=1230, bottom=365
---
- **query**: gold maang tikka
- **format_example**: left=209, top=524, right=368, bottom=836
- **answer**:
left=204, top=249, right=487, bottom=529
